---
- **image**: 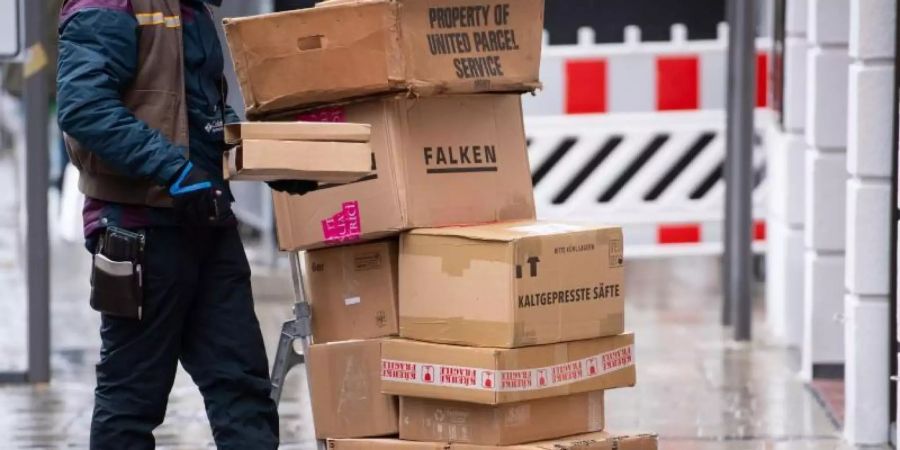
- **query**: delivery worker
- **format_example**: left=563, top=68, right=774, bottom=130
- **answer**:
left=57, top=0, right=313, bottom=448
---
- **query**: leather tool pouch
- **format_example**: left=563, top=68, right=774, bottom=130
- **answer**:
left=90, top=227, right=145, bottom=320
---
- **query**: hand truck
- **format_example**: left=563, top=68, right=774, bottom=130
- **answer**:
left=269, top=251, right=326, bottom=450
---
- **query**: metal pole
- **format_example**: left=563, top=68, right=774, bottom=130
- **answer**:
left=23, top=0, right=50, bottom=382
left=722, top=0, right=736, bottom=327
left=726, top=0, right=756, bottom=341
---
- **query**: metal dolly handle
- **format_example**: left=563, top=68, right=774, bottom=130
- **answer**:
left=270, top=252, right=326, bottom=450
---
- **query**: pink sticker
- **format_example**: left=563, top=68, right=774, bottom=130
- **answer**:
left=297, top=106, right=347, bottom=123
left=322, top=201, right=362, bottom=243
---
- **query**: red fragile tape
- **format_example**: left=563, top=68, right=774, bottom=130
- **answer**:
left=381, top=344, right=634, bottom=392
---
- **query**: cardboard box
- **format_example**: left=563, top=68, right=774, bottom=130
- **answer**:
left=272, top=94, right=535, bottom=251
left=328, top=431, right=659, bottom=449
left=381, top=334, right=635, bottom=405
left=400, top=392, right=604, bottom=445
left=225, top=122, right=372, bottom=143
left=223, top=122, right=374, bottom=183
left=223, top=0, right=544, bottom=117
left=328, top=439, right=447, bottom=450
left=308, top=339, right=398, bottom=439
left=306, top=240, right=399, bottom=344
left=400, top=221, right=624, bottom=348
left=464, top=432, right=659, bottom=450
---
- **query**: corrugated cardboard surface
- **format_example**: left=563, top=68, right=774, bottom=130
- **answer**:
left=224, top=122, right=371, bottom=144
left=223, top=140, right=373, bottom=183
left=381, top=334, right=635, bottom=405
left=400, top=391, right=604, bottom=445
left=272, top=94, right=535, bottom=251
left=306, top=240, right=399, bottom=343
left=328, top=431, right=658, bottom=449
left=400, top=221, right=624, bottom=348
left=328, top=439, right=448, bottom=450
left=308, top=339, right=399, bottom=439
left=223, top=0, right=543, bottom=117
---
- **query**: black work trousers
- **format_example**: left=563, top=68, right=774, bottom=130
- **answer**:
left=89, top=226, right=279, bottom=450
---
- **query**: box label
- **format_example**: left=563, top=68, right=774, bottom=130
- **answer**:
left=296, top=106, right=346, bottom=123
left=425, top=3, right=524, bottom=81
left=381, top=344, right=634, bottom=392
left=517, top=282, right=622, bottom=309
left=322, top=201, right=362, bottom=244
left=423, top=144, right=498, bottom=174
left=354, top=252, right=383, bottom=271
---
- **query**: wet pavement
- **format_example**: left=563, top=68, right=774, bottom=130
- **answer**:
left=0, top=224, right=887, bottom=449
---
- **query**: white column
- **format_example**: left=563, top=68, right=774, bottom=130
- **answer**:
left=801, top=0, right=850, bottom=380
left=844, top=0, right=895, bottom=444
left=767, top=0, right=808, bottom=348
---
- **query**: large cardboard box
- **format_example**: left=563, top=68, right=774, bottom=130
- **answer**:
left=306, top=240, right=399, bottom=343
left=400, top=221, right=624, bottom=348
left=328, top=431, right=659, bottom=449
left=273, top=94, right=535, bottom=251
left=223, top=0, right=543, bottom=117
left=223, top=122, right=373, bottom=183
left=400, top=392, right=604, bottom=445
left=308, top=339, right=398, bottom=439
left=381, top=334, right=635, bottom=405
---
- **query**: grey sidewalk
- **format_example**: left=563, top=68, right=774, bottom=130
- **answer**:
left=0, top=244, right=880, bottom=449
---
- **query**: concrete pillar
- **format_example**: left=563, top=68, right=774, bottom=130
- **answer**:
left=801, top=0, right=850, bottom=380
left=766, top=0, right=808, bottom=348
left=843, top=0, right=895, bottom=444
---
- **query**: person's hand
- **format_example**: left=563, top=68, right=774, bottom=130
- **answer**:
left=267, top=180, right=318, bottom=196
left=168, top=162, right=233, bottom=225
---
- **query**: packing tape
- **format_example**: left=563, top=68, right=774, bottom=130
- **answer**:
left=381, top=344, right=634, bottom=393
left=23, top=43, right=48, bottom=79
left=402, top=313, right=626, bottom=348
left=401, top=316, right=512, bottom=346
left=225, top=149, right=239, bottom=179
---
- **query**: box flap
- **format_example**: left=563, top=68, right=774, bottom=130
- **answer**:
left=222, top=0, right=402, bottom=117
left=328, top=432, right=658, bottom=450
left=328, top=439, right=447, bottom=449
left=494, top=431, right=658, bottom=450
left=224, top=121, right=371, bottom=144
left=407, top=221, right=617, bottom=242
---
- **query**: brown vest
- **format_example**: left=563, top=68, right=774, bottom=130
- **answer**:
left=62, top=0, right=190, bottom=208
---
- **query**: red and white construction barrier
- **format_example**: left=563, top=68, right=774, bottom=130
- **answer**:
left=526, top=110, right=770, bottom=257
left=524, top=25, right=771, bottom=116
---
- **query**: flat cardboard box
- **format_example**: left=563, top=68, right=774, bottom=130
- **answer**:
left=400, top=221, right=624, bottom=348
left=223, top=122, right=374, bottom=183
left=223, top=142, right=373, bottom=183
left=328, top=431, right=658, bottom=449
left=308, top=339, right=398, bottom=439
left=328, top=439, right=447, bottom=450
left=272, top=94, right=535, bottom=251
left=224, top=122, right=371, bottom=144
left=306, top=240, right=399, bottom=343
left=223, top=0, right=543, bottom=117
left=381, top=334, right=635, bottom=405
left=400, top=391, right=604, bottom=445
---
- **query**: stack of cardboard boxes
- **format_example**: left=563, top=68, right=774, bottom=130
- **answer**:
left=223, top=0, right=656, bottom=448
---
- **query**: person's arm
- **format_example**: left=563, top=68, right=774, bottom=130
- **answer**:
left=57, top=8, right=187, bottom=186
left=224, top=104, right=240, bottom=125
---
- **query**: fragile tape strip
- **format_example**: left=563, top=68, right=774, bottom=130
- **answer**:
left=382, top=344, right=634, bottom=392
left=23, top=44, right=47, bottom=79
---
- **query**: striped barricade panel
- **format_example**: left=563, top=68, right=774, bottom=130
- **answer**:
left=525, top=110, right=770, bottom=257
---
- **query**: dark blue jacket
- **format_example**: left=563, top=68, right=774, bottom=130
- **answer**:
left=57, top=0, right=238, bottom=237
